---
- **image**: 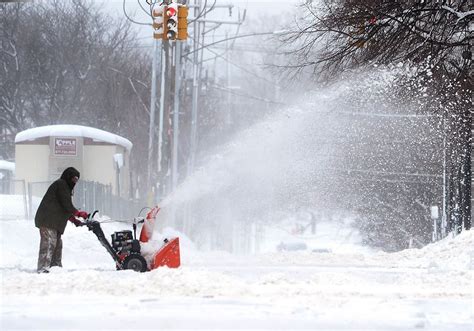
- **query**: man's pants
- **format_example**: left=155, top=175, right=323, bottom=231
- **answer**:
left=37, top=227, right=63, bottom=273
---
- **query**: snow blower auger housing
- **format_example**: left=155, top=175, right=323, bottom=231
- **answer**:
left=80, top=208, right=180, bottom=272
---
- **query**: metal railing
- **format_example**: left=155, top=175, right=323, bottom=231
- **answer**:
left=0, top=179, right=144, bottom=221
left=73, top=180, right=144, bottom=220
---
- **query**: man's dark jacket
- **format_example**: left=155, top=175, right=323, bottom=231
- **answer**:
left=35, top=167, right=80, bottom=234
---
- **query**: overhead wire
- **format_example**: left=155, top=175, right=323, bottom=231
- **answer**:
left=185, top=35, right=281, bottom=88
left=201, top=0, right=217, bottom=18
left=122, top=0, right=151, bottom=26
left=184, top=31, right=280, bottom=56
left=184, top=1, right=279, bottom=87
left=212, top=83, right=285, bottom=105
left=211, top=86, right=281, bottom=105
left=137, top=0, right=152, bottom=18
left=122, top=2, right=282, bottom=110
left=187, top=0, right=210, bottom=24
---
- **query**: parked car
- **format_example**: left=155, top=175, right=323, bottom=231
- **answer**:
left=277, top=241, right=308, bottom=252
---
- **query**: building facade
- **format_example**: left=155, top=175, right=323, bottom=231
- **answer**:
left=15, top=125, right=133, bottom=198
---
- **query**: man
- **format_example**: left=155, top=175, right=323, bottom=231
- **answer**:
left=35, top=167, right=88, bottom=273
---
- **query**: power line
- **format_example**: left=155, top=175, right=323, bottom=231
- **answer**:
left=211, top=83, right=285, bottom=105
left=122, top=0, right=151, bottom=26
left=137, top=0, right=152, bottom=18
left=188, top=0, right=211, bottom=24
left=183, top=31, right=282, bottom=56
left=186, top=36, right=280, bottom=88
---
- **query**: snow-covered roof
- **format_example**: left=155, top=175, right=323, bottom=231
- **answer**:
left=0, top=160, right=15, bottom=172
left=15, top=125, right=133, bottom=151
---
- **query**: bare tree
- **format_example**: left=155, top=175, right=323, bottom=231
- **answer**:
left=281, top=0, right=472, bottom=246
left=285, top=0, right=472, bottom=79
left=0, top=1, right=153, bottom=193
left=0, top=4, right=26, bottom=135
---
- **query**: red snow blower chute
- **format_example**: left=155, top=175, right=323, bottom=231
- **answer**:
left=78, top=207, right=180, bottom=272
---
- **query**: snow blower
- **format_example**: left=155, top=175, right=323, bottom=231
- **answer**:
left=79, top=207, right=180, bottom=272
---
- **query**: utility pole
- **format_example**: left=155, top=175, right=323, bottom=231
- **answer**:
left=189, top=0, right=201, bottom=174
left=461, top=87, right=472, bottom=231
left=187, top=2, right=244, bottom=175
left=148, top=0, right=189, bottom=199
left=225, top=31, right=231, bottom=126
left=155, top=0, right=247, bottom=189
left=157, top=41, right=166, bottom=175
left=147, top=38, right=159, bottom=193
left=171, top=42, right=181, bottom=190
left=441, top=111, right=447, bottom=238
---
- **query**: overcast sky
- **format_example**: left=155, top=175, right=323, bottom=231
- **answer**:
left=220, top=0, right=302, bottom=14
left=97, top=0, right=302, bottom=22
left=95, top=0, right=302, bottom=42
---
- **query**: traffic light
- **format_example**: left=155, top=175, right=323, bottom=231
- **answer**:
left=177, top=5, right=188, bottom=40
left=164, top=3, right=178, bottom=40
left=152, top=5, right=164, bottom=40
left=154, top=2, right=187, bottom=41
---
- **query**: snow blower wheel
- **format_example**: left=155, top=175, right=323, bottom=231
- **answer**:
left=81, top=209, right=181, bottom=272
left=122, top=254, right=147, bottom=272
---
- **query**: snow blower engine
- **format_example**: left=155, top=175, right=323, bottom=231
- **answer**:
left=79, top=208, right=180, bottom=272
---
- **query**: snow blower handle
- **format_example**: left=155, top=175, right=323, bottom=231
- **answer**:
left=88, top=210, right=99, bottom=221
left=134, top=217, right=145, bottom=224
left=78, top=210, right=99, bottom=227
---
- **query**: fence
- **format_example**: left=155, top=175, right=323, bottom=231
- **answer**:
left=0, top=179, right=28, bottom=220
left=72, top=181, right=144, bottom=220
left=0, top=179, right=144, bottom=221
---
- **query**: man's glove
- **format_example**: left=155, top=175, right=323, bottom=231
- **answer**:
left=74, top=210, right=89, bottom=219
left=68, top=216, right=83, bottom=227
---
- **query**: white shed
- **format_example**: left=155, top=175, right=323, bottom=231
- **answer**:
left=15, top=125, right=132, bottom=197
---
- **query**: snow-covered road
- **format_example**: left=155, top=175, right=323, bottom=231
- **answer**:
left=1, top=220, right=473, bottom=330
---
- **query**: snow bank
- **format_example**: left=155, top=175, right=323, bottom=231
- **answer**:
left=1, top=217, right=472, bottom=329
left=377, top=230, right=474, bottom=270
left=15, top=125, right=132, bottom=151
left=0, top=195, right=42, bottom=220
left=253, top=230, right=474, bottom=272
left=0, top=195, right=27, bottom=220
